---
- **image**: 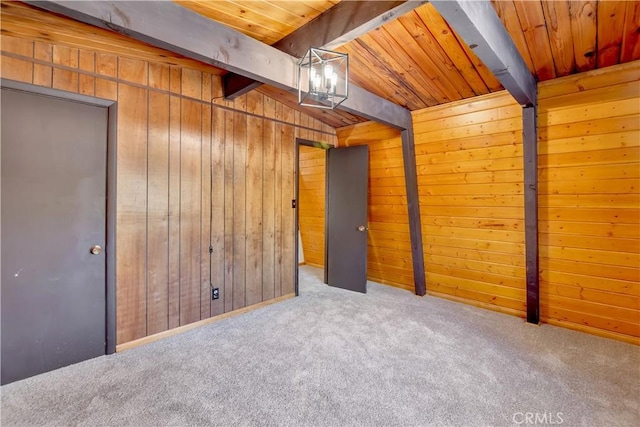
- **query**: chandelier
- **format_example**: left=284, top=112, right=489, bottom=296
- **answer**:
left=298, top=47, right=348, bottom=110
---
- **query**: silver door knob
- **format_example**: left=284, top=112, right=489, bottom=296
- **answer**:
left=358, top=225, right=367, bottom=232
left=90, top=245, right=102, bottom=255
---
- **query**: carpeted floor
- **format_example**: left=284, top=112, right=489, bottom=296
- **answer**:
left=1, top=265, right=639, bottom=427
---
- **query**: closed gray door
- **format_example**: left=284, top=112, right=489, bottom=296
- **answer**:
left=1, top=88, right=108, bottom=385
left=326, top=145, right=369, bottom=293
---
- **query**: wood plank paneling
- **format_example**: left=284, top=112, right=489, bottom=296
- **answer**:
left=538, top=61, right=640, bottom=342
left=413, top=91, right=526, bottom=316
left=299, top=145, right=326, bottom=268
left=337, top=122, right=412, bottom=290
left=114, top=83, right=149, bottom=344
left=569, top=0, right=598, bottom=72
left=200, top=80, right=213, bottom=319
left=246, top=92, right=264, bottom=306
left=262, top=97, right=277, bottom=301
left=179, top=98, right=203, bottom=326
left=232, top=98, right=247, bottom=310
left=1, top=9, right=333, bottom=345
left=147, top=90, right=170, bottom=336
left=597, top=1, right=627, bottom=68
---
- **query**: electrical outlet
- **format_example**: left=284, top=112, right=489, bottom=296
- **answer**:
left=211, top=288, right=220, bottom=300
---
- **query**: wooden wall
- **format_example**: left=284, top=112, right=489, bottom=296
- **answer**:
left=0, top=4, right=336, bottom=346
left=298, top=145, right=326, bottom=268
left=412, top=92, right=527, bottom=316
left=538, top=61, right=640, bottom=343
left=337, top=122, right=414, bottom=291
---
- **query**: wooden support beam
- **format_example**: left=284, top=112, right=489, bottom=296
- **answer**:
left=223, top=0, right=427, bottom=100
left=523, top=104, right=539, bottom=324
left=430, top=0, right=537, bottom=106
left=401, top=127, right=426, bottom=296
left=28, top=0, right=412, bottom=130
left=223, top=74, right=263, bottom=100
left=279, top=1, right=427, bottom=55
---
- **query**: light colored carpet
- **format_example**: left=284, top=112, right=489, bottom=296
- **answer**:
left=1, top=265, right=639, bottom=427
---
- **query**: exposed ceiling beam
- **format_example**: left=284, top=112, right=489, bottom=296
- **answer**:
left=430, top=0, right=537, bottom=106
left=278, top=0, right=428, bottom=56
left=27, top=0, right=412, bottom=130
left=224, top=0, right=427, bottom=100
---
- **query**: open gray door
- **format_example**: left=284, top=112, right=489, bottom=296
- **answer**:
left=326, top=145, right=369, bottom=293
left=1, top=88, right=108, bottom=385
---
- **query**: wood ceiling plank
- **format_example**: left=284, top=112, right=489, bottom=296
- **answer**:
left=174, top=1, right=285, bottom=44
left=356, top=33, right=440, bottom=107
left=597, top=1, right=628, bottom=68
left=620, top=1, right=640, bottom=62
left=491, top=0, right=536, bottom=75
left=458, top=36, right=504, bottom=92
left=569, top=0, right=597, bottom=72
left=513, top=0, right=557, bottom=81
left=396, top=12, right=477, bottom=99
left=414, top=4, right=490, bottom=96
left=541, top=0, right=576, bottom=77
left=371, top=22, right=459, bottom=103
left=237, top=1, right=328, bottom=30
left=341, top=42, right=424, bottom=109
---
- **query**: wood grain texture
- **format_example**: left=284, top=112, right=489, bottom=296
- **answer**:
left=541, top=0, right=575, bottom=77
left=621, top=1, right=640, bottom=62
left=179, top=98, right=203, bottom=326
left=245, top=92, right=264, bottom=306
left=299, top=145, right=326, bottom=268
left=175, top=0, right=338, bottom=45
left=0, top=26, right=332, bottom=345
left=569, top=0, right=598, bottom=72
left=538, top=61, right=640, bottom=340
left=147, top=90, right=170, bottom=336
left=1, top=1, right=225, bottom=75
left=413, top=91, right=526, bottom=316
left=597, top=1, right=627, bottom=68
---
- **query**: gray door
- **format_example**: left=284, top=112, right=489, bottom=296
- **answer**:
left=1, top=88, right=108, bottom=385
left=326, top=145, right=369, bottom=293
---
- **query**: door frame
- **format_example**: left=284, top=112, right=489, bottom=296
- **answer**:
left=1, top=78, right=118, bottom=354
left=294, top=137, right=333, bottom=296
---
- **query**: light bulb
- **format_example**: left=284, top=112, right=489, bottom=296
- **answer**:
left=324, top=64, right=333, bottom=78
left=310, top=68, right=317, bottom=90
left=313, top=75, right=321, bottom=92
left=331, top=72, right=338, bottom=90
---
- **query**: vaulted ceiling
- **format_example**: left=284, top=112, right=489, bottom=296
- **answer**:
left=5, top=1, right=637, bottom=128
left=175, top=0, right=640, bottom=128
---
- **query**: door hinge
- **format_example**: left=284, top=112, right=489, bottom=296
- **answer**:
left=291, top=199, right=297, bottom=208
left=209, top=245, right=213, bottom=254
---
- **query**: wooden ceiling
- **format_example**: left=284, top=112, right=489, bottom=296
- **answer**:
left=4, top=1, right=637, bottom=128
left=175, top=0, right=340, bottom=44
left=175, top=0, right=640, bottom=128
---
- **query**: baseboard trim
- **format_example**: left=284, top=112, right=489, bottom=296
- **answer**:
left=116, top=293, right=296, bottom=352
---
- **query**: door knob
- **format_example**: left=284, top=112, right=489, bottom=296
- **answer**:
left=90, top=245, right=102, bottom=255
left=357, top=225, right=367, bottom=232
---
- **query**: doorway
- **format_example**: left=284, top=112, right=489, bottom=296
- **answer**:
left=0, top=80, right=116, bottom=385
left=294, top=138, right=369, bottom=295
